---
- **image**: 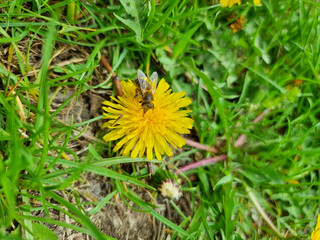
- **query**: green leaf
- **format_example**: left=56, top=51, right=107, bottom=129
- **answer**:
left=32, top=223, right=58, bottom=240
left=244, top=65, right=286, bottom=94
left=119, top=0, right=142, bottom=19
left=172, top=22, right=203, bottom=58
left=45, top=156, right=154, bottom=190
left=125, top=191, right=191, bottom=237
left=188, top=59, right=230, bottom=140
left=116, top=0, right=143, bottom=39
left=214, top=174, right=233, bottom=190
left=45, top=191, right=109, bottom=240
left=239, top=168, right=268, bottom=183
left=114, top=13, right=142, bottom=38
left=145, top=0, right=179, bottom=38
left=259, top=165, right=283, bottom=185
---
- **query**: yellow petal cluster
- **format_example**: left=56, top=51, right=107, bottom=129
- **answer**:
left=102, top=79, right=193, bottom=161
left=220, top=0, right=241, bottom=7
left=254, top=0, right=261, bottom=5
left=311, top=215, right=320, bottom=240
left=220, top=0, right=261, bottom=7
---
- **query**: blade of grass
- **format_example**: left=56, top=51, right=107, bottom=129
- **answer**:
left=34, top=24, right=56, bottom=176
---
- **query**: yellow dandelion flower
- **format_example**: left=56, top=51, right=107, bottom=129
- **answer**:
left=254, top=0, right=262, bottom=6
left=311, top=215, right=320, bottom=240
left=220, top=0, right=261, bottom=7
left=102, top=72, right=193, bottom=161
left=220, top=0, right=241, bottom=8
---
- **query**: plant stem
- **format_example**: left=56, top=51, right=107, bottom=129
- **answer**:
left=184, top=138, right=219, bottom=154
left=100, top=52, right=123, bottom=96
left=175, top=154, right=227, bottom=174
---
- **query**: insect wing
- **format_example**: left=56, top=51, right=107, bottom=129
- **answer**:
left=150, top=71, right=158, bottom=95
left=137, top=70, right=147, bottom=94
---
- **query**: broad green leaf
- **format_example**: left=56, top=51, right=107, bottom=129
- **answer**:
left=32, top=223, right=58, bottom=240
left=117, top=0, right=143, bottom=39
left=114, top=13, right=141, bottom=38
left=214, top=174, right=233, bottom=190
left=120, top=0, right=142, bottom=19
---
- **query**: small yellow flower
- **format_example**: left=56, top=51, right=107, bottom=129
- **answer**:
left=254, top=0, right=262, bottom=5
left=102, top=76, right=193, bottom=161
left=311, top=215, right=320, bottom=240
left=220, top=0, right=241, bottom=7
left=220, top=0, right=261, bottom=7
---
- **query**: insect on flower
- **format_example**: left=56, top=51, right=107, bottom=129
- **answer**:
left=135, top=70, right=158, bottom=113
